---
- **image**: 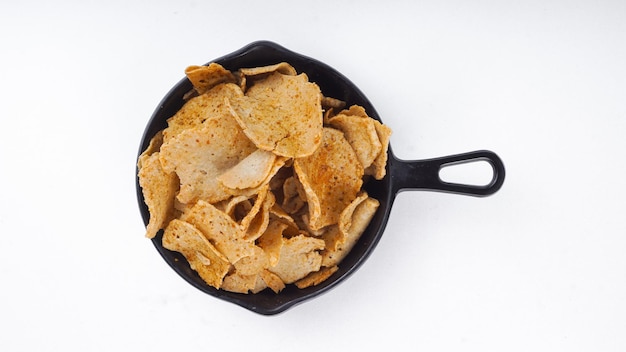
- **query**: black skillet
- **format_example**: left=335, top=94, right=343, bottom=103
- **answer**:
left=136, top=41, right=505, bottom=315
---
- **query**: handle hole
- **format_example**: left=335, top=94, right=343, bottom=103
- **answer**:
left=439, top=159, right=495, bottom=187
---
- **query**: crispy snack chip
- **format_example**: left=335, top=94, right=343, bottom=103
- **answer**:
left=227, top=72, right=323, bottom=158
left=159, top=110, right=257, bottom=204
left=137, top=131, right=163, bottom=169
left=233, top=245, right=269, bottom=276
left=259, top=269, right=286, bottom=293
left=241, top=188, right=275, bottom=241
left=239, top=62, right=297, bottom=77
left=218, top=149, right=277, bottom=190
left=138, top=152, right=178, bottom=239
left=257, top=220, right=288, bottom=267
left=294, top=127, right=363, bottom=230
left=181, top=200, right=255, bottom=264
left=295, top=265, right=339, bottom=289
left=162, top=219, right=231, bottom=289
left=162, top=83, right=244, bottom=144
left=268, top=234, right=325, bottom=284
left=221, top=272, right=259, bottom=294
left=139, top=61, right=391, bottom=294
left=185, top=63, right=237, bottom=95
left=322, top=197, right=379, bottom=268
left=365, top=120, right=392, bottom=180
left=328, top=113, right=382, bottom=170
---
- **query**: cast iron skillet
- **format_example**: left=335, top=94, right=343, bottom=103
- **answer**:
left=136, top=40, right=505, bottom=315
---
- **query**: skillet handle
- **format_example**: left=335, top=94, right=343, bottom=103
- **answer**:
left=392, top=150, right=505, bottom=197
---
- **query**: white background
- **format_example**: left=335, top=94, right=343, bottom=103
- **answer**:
left=1, top=1, right=625, bottom=351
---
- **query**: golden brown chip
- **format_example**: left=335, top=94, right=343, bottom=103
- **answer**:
left=162, top=219, right=231, bottom=289
left=233, top=245, right=269, bottom=276
left=137, top=131, right=163, bottom=170
left=185, top=63, right=237, bottom=95
left=296, top=213, right=327, bottom=237
left=269, top=204, right=299, bottom=232
left=319, top=225, right=343, bottom=252
left=294, top=127, right=364, bottom=230
left=214, top=195, right=251, bottom=221
left=268, top=234, right=325, bottom=284
left=328, top=113, right=382, bottom=169
left=339, top=104, right=369, bottom=118
left=321, top=96, right=346, bottom=110
left=239, top=62, right=297, bottom=77
left=251, top=274, right=270, bottom=294
left=365, top=120, right=392, bottom=180
left=241, top=189, right=275, bottom=242
left=162, top=83, right=244, bottom=144
left=237, top=186, right=269, bottom=231
left=218, top=149, right=277, bottom=190
left=227, top=72, right=323, bottom=158
left=181, top=200, right=255, bottom=264
left=138, top=152, right=178, bottom=238
left=257, top=220, right=288, bottom=267
left=294, top=265, right=339, bottom=289
left=221, top=271, right=259, bottom=294
left=259, top=269, right=286, bottom=293
left=322, top=197, right=379, bottom=267
left=225, top=156, right=289, bottom=198
left=159, top=109, right=257, bottom=204
left=338, top=191, right=370, bottom=237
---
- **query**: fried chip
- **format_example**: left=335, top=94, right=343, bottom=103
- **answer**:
left=239, top=62, right=297, bottom=77
left=365, top=120, right=392, bottom=180
left=162, top=83, right=245, bottom=143
left=159, top=109, right=257, bottom=204
left=181, top=200, right=255, bottom=264
left=294, top=265, right=339, bottom=289
left=138, top=152, right=178, bottom=239
left=294, top=127, right=363, bottom=230
left=328, top=112, right=382, bottom=169
left=214, top=194, right=251, bottom=221
left=241, top=189, right=275, bottom=242
left=233, top=245, right=269, bottom=276
left=257, top=220, right=289, bottom=267
left=319, top=225, right=343, bottom=252
left=137, top=130, right=163, bottom=170
left=185, top=63, right=237, bottom=95
left=321, top=96, right=346, bottom=110
left=218, top=149, right=277, bottom=190
left=259, top=269, right=285, bottom=293
left=339, top=104, right=369, bottom=118
left=268, top=234, right=325, bottom=284
left=251, top=274, right=270, bottom=294
left=338, top=191, right=370, bottom=237
left=225, top=156, right=289, bottom=199
left=322, top=197, right=379, bottom=267
left=227, top=72, right=323, bottom=158
left=237, top=186, right=269, bottom=231
left=269, top=204, right=299, bottom=232
left=317, top=191, right=369, bottom=253
left=162, top=219, right=231, bottom=289
left=221, top=271, right=259, bottom=294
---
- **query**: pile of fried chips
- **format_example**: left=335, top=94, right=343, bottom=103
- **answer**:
left=138, top=62, right=391, bottom=293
